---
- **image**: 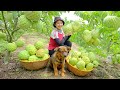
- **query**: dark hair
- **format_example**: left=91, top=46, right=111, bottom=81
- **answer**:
left=53, top=17, right=65, bottom=27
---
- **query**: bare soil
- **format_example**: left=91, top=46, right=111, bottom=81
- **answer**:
left=1, top=33, right=120, bottom=79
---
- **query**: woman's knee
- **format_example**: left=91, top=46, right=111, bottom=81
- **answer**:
left=49, top=50, right=55, bottom=57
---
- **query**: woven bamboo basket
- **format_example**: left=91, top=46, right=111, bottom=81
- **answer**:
left=20, top=58, right=49, bottom=70
left=66, top=59, right=93, bottom=76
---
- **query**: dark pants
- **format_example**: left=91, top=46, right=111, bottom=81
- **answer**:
left=48, top=41, right=72, bottom=57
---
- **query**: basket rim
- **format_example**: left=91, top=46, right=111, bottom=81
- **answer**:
left=20, top=57, right=49, bottom=63
left=66, top=59, right=93, bottom=72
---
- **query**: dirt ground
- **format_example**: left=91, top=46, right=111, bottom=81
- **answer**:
left=1, top=33, right=120, bottom=79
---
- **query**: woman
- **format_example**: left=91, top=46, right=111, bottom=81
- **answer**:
left=48, top=16, right=72, bottom=57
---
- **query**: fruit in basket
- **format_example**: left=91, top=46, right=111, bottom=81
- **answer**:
left=34, top=41, right=44, bottom=50
left=82, top=56, right=90, bottom=64
left=18, top=50, right=30, bottom=60
left=88, top=52, right=96, bottom=61
left=36, top=49, right=45, bottom=58
left=73, top=51, right=81, bottom=56
left=86, top=63, right=94, bottom=71
left=42, top=54, right=49, bottom=60
left=76, top=60, right=85, bottom=70
left=26, top=44, right=37, bottom=55
left=28, top=55, right=38, bottom=61
left=92, top=60, right=99, bottom=67
left=69, top=57, right=78, bottom=66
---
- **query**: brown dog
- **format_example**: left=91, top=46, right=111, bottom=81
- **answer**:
left=50, top=46, right=71, bottom=77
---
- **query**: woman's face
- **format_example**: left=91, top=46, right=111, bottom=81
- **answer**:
left=55, top=20, right=63, bottom=30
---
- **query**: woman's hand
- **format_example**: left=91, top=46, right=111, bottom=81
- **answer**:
left=66, top=32, right=72, bottom=36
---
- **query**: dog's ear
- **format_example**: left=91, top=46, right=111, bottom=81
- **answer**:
left=54, top=47, right=60, bottom=52
left=67, top=46, right=71, bottom=51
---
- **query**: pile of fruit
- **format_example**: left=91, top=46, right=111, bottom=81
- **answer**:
left=67, top=47, right=99, bottom=72
left=6, top=39, right=25, bottom=52
left=82, top=29, right=100, bottom=46
left=18, top=40, right=49, bottom=62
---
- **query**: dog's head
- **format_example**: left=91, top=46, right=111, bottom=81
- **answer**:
left=54, top=46, right=71, bottom=57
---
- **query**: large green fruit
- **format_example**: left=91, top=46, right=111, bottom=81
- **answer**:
left=91, top=29, right=99, bottom=39
left=26, top=44, right=37, bottom=55
left=92, top=60, right=99, bottom=67
left=17, top=15, right=31, bottom=29
left=0, top=39, right=8, bottom=53
left=76, top=60, right=85, bottom=70
left=69, top=57, right=78, bottom=66
left=32, top=21, right=42, bottom=30
left=6, top=42, right=17, bottom=52
left=24, top=11, right=42, bottom=22
left=103, top=15, right=120, bottom=29
left=42, top=54, right=49, bottom=60
left=15, top=39, right=25, bottom=47
left=83, top=30, right=92, bottom=42
left=36, top=49, right=45, bottom=58
left=86, top=63, right=94, bottom=70
left=88, top=52, right=96, bottom=62
left=0, top=32, right=6, bottom=40
left=62, top=23, right=73, bottom=33
left=18, top=50, right=30, bottom=60
left=92, top=38, right=100, bottom=46
left=28, top=55, right=38, bottom=61
left=34, top=41, right=44, bottom=50
left=82, top=56, right=90, bottom=65
left=71, top=21, right=81, bottom=32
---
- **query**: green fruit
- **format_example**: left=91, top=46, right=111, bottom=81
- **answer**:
left=92, top=60, right=99, bottom=67
left=32, top=21, right=42, bottom=30
left=42, top=54, right=49, bottom=60
left=83, top=30, right=92, bottom=42
left=88, top=52, right=96, bottom=62
left=18, top=50, right=30, bottom=60
left=6, top=42, right=17, bottom=52
left=91, top=29, right=99, bottom=39
left=26, top=44, right=37, bottom=55
left=24, top=11, right=42, bottom=22
left=15, top=39, right=25, bottom=47
left=76, top=60, right=85, bottom=70
left=0, top=39, right=8, bottom=53
left=103, top=15, right=120, bottom=29
left=0, top=32, right=6, bottom=40
left=36, top=49, right=45, bottom=58
left=69, top=57, right=78, bottom=66
left=82, top=56, right=90, bottom=64
left=71, top=21, right=81, bottom=32
left=17, top=15, right=31, bottom=29
left=28, top=55, right=38, bottom=61
left=34, top=41, right=44, bottom=50
left=62, top=24, right=73, bottom=33
left=86, top=63, right=94, bottom=70
left=92, top=38, right=100, bottom=46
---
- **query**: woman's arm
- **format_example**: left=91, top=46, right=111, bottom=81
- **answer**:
left=54, top=35, right=71, bottom=46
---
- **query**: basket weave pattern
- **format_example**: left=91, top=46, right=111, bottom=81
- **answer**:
left=66, top=59, right=92, bottom=76
left=20, top=58, right=49, bottom=70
